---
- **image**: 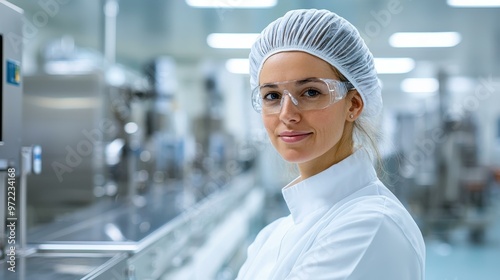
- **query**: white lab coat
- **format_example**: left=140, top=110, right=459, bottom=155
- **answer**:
left=236, top=149, right=425, bottom=280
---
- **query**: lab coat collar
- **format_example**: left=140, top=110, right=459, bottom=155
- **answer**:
left=282, top=148, right=378, bottom=224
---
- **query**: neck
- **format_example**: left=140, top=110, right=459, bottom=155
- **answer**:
left=297, top=145, right=353, bottom=182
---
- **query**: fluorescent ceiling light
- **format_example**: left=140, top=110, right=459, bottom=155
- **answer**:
left=389, top=32, right=461, bottom=48
left=187, top=0, right=277, bottom=8
left=226, top=59, right=249, bottom=74
left=374, top=58, right=415, bottom=74
left=401, top=78, right=439, bottom=93
left=448, top=0, right=500, bottom=7
left=207, top=33, right=259, bottom=49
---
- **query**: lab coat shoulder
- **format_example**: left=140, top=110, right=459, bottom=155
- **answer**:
left=286, top=193, right=425, bottom=280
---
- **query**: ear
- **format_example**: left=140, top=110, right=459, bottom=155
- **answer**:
left=345, top=90, right=364, bottom=122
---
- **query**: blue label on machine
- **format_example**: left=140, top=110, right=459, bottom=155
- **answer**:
left=7, top=59, right=21, bottom=86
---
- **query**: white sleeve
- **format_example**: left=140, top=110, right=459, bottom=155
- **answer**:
left=285, top=202, right=424, bottom=280
left=236, top=217, right=285, bottom=279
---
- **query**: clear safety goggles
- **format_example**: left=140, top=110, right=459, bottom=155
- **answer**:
left=251, top=77, right=354, bottom=114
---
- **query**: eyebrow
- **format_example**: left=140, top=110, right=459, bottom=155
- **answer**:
left=295, top=77, right=320, bottom=85
left=260, top=77, right=321, bottom=88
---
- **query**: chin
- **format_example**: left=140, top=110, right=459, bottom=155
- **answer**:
left=278, top=150, right=313, bottom=164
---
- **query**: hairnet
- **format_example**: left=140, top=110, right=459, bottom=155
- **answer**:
left=249, top=9, right=382, bottom=117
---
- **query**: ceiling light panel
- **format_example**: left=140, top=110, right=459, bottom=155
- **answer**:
left=187, top=0, right=277, bottom=8
left=401, top=78, right=439, bottom=93
left=374, top=58, right=415, bottom=74
left=207, top=33, right=259, bottom=49
left=389, top=32, right=461, bottom=48
left=448, top=0, right=500, bottom=7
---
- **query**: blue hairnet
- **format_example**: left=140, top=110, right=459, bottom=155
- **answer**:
left=249, top=9, right=382, bottom=117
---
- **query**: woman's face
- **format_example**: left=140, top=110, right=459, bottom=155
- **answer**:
left=259, top=51, right=354, bottom=174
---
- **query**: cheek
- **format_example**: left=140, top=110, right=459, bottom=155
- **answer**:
left=262, top=115, right=277, bottom=137
left=314, top=108, right=346, bottom=137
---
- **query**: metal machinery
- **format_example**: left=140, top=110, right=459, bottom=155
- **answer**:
left=430, top=72, right=495, bottom=243
left=0, top=1, right=264, bottom=279
left=21, top=66, right=153, bottom=221
left=383, top=71, right=499, bottom=244
left=0, top=0, right=24, bottom=261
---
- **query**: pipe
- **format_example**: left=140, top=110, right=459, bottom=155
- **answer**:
left=103, top=0, right=119, bottom=64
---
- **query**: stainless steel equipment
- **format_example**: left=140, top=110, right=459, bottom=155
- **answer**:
left=22, top=72, right=109, bottom=223
left=0, top=0, right=23, bottom=261
left=22, top=63, right=154, bottom=225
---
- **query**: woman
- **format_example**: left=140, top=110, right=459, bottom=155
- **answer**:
left=236, top=9, right=425, bottom=280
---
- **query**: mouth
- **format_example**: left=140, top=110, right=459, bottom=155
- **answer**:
left=278, top=131, right=313, bottom=143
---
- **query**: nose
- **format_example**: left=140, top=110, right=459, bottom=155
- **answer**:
left=279, top=90, right=301, bottom=123
left=282, top=90, right=299, bottom=106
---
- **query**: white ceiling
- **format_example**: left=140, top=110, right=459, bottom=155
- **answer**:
left=8, top=0, right=500, bottom=81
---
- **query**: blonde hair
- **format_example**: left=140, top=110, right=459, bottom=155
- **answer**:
left=331, top=66, right=383, bottom=169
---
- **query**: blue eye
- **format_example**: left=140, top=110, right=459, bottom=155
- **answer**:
left=263, top=92, right=281, bottom=100
left=303, top=89, right=321, bottom=97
